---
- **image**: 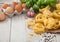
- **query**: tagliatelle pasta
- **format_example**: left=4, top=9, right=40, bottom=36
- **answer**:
left=26, top=6, right=60, bottom=34
left=56, top=4, right=60, bottom=10
left=33, top=23, right=45, bottom=34
left=35, top=14, right=43, bottom=23
left=26, top=20, right=35, bottom=28
left=39, top=6, right=50, bottom=13
left=46, top=18, right=56, bottom=29
left=53, top=10, right=60, bottom=18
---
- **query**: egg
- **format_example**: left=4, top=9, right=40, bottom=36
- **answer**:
left=12, top=2, right=18, bottom=7
left=0, top=11, right=6, bottom=21
left=2, top=4, right=9, bottom=9
left=22, top=3, right=26, bottom=8
left=15, top=4, right=22, bottom=13
left=5, top=7, right=14, bottom=14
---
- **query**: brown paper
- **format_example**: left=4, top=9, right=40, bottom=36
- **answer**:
left=47, top=29, right=60, bottom=34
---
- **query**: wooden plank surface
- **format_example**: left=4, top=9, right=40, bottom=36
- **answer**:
left=11, top=15, right=28, bottom=42
left=0, top=17, right=11, bottom=42
left=56, top=34, right=60, bottom=42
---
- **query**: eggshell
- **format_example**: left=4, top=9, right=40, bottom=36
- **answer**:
left=11, top=2, right=18, bottom=9
left=14, top=10, right=22, bottom=15
left=5, top=7, right=14, bottom=14
left=12, top=2, right=18, bottom=7
left=0, top=11, right=6, bottom=21
left=22, top=3, right=26, bottom=8
left=5, top=7, right=14, bottom=17
left=2, top=4, right=9, bottom=9
left=15, top=4, right=22, bottom=13
left=22, top=8, right=27, bottom=14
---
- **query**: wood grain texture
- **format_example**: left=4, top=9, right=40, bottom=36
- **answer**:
left=0, top=17, right=11, bottom=42
left=11, top=15, right=27, bottom=42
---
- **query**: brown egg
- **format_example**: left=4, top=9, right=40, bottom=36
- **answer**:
left=22, top=3, right=26, bottom=8
left=15, top=4, right=22, bottom=12
left=5, top=7, right=14, bottom=14
left=12, top=2, right=18, bottom=7
left=0, top=11, right=6, bottom=21
left=2, top=4, right=9, bottom=9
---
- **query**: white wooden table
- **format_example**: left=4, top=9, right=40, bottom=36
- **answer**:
left=0, top=0, right=60, bottom=42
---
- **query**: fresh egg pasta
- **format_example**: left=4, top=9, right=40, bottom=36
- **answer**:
left=26, top=6, right=60, bottom=34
